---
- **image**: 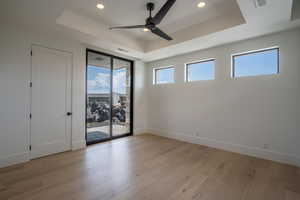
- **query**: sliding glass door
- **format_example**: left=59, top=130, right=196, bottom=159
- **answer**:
left=112, top=58, right=132, bottom=137
left=86, top=50, right=133, bottom=144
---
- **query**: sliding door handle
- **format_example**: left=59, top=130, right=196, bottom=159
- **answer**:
left=67, top=112, right=72, bottom=116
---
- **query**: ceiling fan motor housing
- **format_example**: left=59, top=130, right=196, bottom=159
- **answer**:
left=147, top=2, right=155, bottom=11
left=146, top=19, right=156, bottom=29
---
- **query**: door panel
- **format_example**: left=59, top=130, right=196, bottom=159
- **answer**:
left=31, top=45, right=72, bottom=159
left=86, top=52, right=111, bottom=144
left=112, top=58, right=131, bottom=137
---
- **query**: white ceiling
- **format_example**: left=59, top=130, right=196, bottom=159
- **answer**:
left=64, top=0, right=241, bottom=41
left=1, top=0, right=300, bottom=62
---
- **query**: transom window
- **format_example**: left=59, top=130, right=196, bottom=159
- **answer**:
left=185, top=59, right=215, bottom=82
left=232, top=47, right=279, bottom=78
left=153, top=66, right=175, bottom=84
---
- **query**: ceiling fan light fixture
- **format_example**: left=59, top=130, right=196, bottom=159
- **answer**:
left=109, top=0, right=176, bottom=41
left=197, top=2, right=206, bottom=8
left=96, top=3, right=104, bottom=10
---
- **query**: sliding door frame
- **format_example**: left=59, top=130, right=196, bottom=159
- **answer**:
left=85, top=49, right=134, bottom=145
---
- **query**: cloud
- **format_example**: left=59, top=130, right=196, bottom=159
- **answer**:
left=113, top=70, right=127, bottom=94
left=95, top=73, right=110, bottom=89
left=88, top=72, right=110, bottom=93
left=88, top=70, right=128, bottom=94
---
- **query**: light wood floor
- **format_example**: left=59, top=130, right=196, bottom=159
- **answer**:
left=0, top=134, right=300, bottom=200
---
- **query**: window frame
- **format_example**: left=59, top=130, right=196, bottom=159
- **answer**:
left=184, top=58, right=216, bottom=82
left=153, top=65, right=175, bottom=85
left=231, top=47, right=280, bottom=78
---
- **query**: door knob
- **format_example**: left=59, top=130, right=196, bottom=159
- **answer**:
left=67, top=112, right=72, bottom=116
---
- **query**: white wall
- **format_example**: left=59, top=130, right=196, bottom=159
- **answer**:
left=0, top=24, right=147, bottom=168
left=146, top=28, right=300, bottom=167
left=1, top=23, right=299, bottom=168
left=134, top=60, right=148, bottom=134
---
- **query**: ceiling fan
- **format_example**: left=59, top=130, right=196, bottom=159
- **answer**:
left=109, top=0, right=176, bottom=41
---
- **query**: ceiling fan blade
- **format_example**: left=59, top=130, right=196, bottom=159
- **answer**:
left=109, top=25, right=145, bottom=30
left=152, top=0, right=176, bottom=25
left=151, top=27, right=173, bottom=41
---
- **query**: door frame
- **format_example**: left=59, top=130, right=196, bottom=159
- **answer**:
left=85, top=49, right=134, bottom=145
left=30, top=44, right=73, bottom=158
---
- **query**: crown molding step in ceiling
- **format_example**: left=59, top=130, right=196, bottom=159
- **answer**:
left=1, top=0, right=300, bottom=61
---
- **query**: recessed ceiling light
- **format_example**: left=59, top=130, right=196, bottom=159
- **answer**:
left=143, top=28, right=149, bottom=32
left=197, top=2, right=206, bottom=8
left=96, top=3, right=104, bottom=10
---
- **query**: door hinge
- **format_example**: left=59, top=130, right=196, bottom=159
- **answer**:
left=30, top=82, right=32, bottom=88
left=30, top=51, right=32, bottom=56
left=29, top=113, right=32, bottom=119
left=29, top=145, right=32, bottom=151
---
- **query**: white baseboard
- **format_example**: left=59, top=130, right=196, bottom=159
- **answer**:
left=0, top=141, right=86, bottom=169
left=149, top=128, right=300, bottom=167
left=0, top=152, right=30, bottom=168
left=72, top=140, right=86, bottom=151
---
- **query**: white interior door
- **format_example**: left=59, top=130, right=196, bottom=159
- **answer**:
left=30, top=45, right=72, bottom=159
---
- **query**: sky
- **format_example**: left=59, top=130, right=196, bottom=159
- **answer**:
left=156, top=60, right=215, bottom=84
left=187, top=60, right=215, bottom=81
left=234, top=49, right=278, bottom=77
left=156, top=49, right=278, bottom=83
left=156, top=68, right=175, bottom=84
left=87, top=65, right=128, bottom=94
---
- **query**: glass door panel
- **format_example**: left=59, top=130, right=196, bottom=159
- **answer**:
left=86, top=52, right=111, bottom=144
left=112, top=58, right=131, bottom=137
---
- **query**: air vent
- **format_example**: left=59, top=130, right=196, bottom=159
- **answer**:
left=117, top=48, right=129, bottom=53
left=253, top=0, right=266, bottom=8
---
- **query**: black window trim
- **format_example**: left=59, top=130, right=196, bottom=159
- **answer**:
left=231, top=46, right=280, bottom=78
left=184, top=58, right=216, bottom=82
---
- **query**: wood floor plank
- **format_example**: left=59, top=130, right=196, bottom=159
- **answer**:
left=0, top=134, right=299, bottom=200
left=285, top=190, right=300, bottom=200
